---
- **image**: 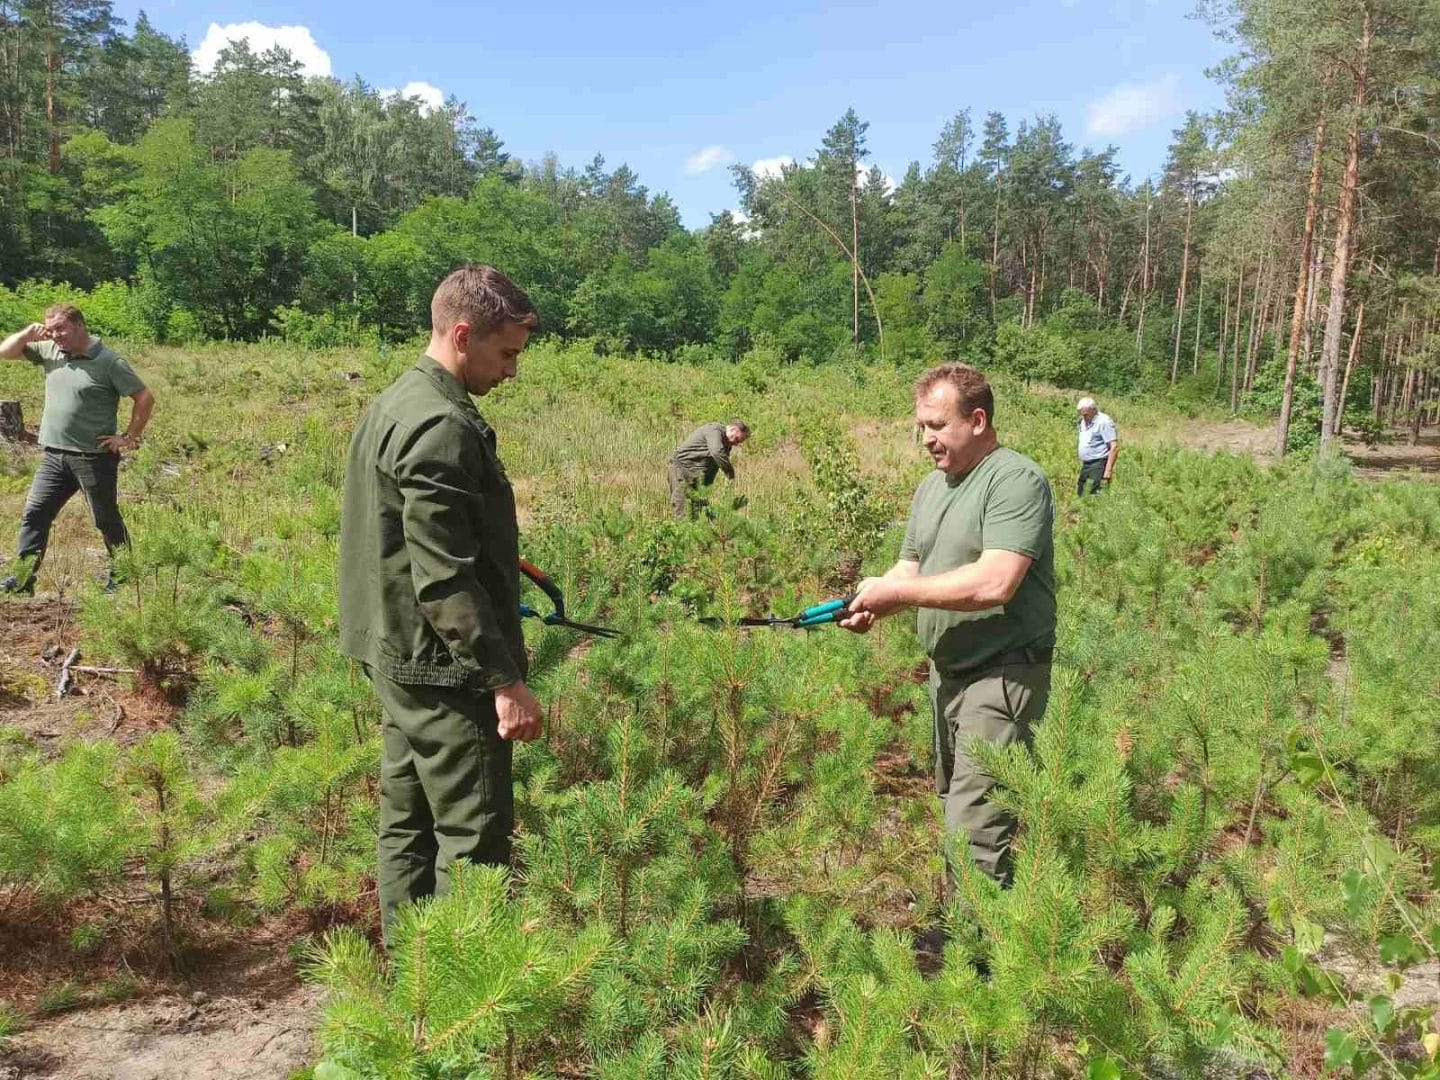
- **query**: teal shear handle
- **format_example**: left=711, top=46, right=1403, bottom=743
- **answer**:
left=794, top=594, right=857, bottom=628
left=699, top=593, right=858, bottom=629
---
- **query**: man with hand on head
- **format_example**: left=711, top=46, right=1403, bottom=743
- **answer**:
left=0, top=303, right=154, bottom=596
left=1075, top=396, right=1118, bottom=495
left=339, top=264, right=541, bottom=941
left=840, top=362, right=1056, bottom=892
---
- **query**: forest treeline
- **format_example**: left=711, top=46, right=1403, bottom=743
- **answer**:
left=2, top=0, right=1437, bottom=452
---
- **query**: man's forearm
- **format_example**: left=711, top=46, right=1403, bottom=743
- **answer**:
left=888, top=563, right=1015, bottom=612
left=0, top=327, right=37, bottom=358
left=125, top=392, right=155, bottom=438
left=883, top=559, right=920, bottom=581
left=1104, top=442, right=1119, bottom=476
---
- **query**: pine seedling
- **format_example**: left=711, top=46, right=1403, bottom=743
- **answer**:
left=81, top=521, right=235, bottom=700
left=1124, top=882, right=1271, bottom=1073
left=126, top=732, right=213, bottom=967
left=306, top=863, right=611, bottom=1080
left=236, top=705, right=378, bottom=914
left=237, top=548, right=336, bottom=741
left=522, top=707, right=710, bottom=937
left=0, top=742, right=134, bottom=914
left=583, top=880, right=747, bottom=1060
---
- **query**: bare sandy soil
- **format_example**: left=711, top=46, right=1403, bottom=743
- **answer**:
left=1136, top=414, right=1440, bottom=480
left=0, top=936, right=319, bottom=1080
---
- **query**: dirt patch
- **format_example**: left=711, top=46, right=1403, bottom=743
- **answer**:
left=1347, top=430, right=1440, bottom=482
left=0, top=598, right=176, bottom=748
left=1137, top=418, right=1277, bottom=460
left=1137, top=415, right=1440, bottom=481
left=1, top=933, right=320, bottom=1079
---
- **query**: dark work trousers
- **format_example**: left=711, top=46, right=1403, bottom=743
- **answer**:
left=366, top=666, right=514, bottom=944
left=12, top=449, right=129, bottom=584
left=1076, top=458, right=1107, bottom=496
left=931, top=660, right=1052, bottom=892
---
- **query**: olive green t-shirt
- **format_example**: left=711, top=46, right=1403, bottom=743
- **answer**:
left=671, top=422, right=733, bottom=484
left=24, top=338, right=146, bottom=453
left=899, top=445, right=1056, bottom=674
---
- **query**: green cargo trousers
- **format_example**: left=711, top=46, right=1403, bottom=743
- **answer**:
left=667, top=463, right=701, bottom=519
left=367, top=668, right=513, bottom=941
left=931, top=660, right=1051, bottom=889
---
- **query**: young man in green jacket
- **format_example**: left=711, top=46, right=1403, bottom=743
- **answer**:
left=841, top=363, right=1056, bottom=892
left=338, top=265, right=541, bottom=939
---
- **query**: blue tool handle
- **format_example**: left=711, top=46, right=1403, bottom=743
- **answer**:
left=519, top=602, right=540, bottom=619
left=796, top=594, right=857, bottom=627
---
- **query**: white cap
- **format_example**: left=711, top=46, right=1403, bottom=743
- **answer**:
left=1076, top=397, right=1096, bottom=411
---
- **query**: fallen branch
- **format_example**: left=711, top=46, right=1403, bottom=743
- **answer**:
left=56, top=646, right=80, bottom=699
left=103, top=694, right=125, bottom=735
left=72, top=665, right=137, bottom=677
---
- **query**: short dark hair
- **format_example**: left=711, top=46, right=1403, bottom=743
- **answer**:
left=44, top=303, right=85, bottom=327
left=914, top=363, right=995, bottom=424
left=728, top=420, right=750, bottom=436
left=431, top=264, right=538, bottom=337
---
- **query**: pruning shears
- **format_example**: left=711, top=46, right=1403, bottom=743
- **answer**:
left=518, top=559, right=622, bottom=638
left=704, top=594, right=857, bottom=630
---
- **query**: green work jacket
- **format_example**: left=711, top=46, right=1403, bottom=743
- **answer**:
left=338, top=355, right=526, bottom=689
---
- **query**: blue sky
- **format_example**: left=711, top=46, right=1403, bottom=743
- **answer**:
left=118, top=0, right=1230, bottom=228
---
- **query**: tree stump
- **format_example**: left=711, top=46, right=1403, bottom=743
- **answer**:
left=0, top=400, right=21, bottom=442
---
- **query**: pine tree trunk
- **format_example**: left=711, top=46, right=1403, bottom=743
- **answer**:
left=1243, top=260, right=1265, bottom=394
left=1192, top=267, right=1205, bottom=375
left=850, top=180, right=860, bottom=346
left=1319, top=7, right=1371, bottom=457
left=1335, top=297, right=1365, bottom=435
left=45, top=45, right=60, bottom=175
left=1217, top=273, right=1233, bottom=393
left=1410, top=369, right=1425, bottom=446
left=989, top=192, right=1001, bottom=320
left=958, top=183, right=967, bottom=253
left=1277, top=108, right=1329, bottom=456
left=1246, top=272, right=1273, bottom=393
left=1303, top=241, right=1324, bottom=368
left=1171, top=194, right=1194, bottom=384
left=1136, top=188, right=1153, bottom=368
left=1373, top=312, right=1392, bottom=419
left=1230, top=263, right=1247, bottom=412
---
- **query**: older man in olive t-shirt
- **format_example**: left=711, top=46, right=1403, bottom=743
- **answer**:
left=841, top=362, right=1055, bottom=890
left=666, top=420, right=750, bottom=518
left=0, top=304, right=155, bottom=595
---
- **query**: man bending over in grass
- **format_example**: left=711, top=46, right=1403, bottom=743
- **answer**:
left=667, top=420, right=751, bottom=518
left=0, top=303, right=154, bottom=596
left=840, top=362, right=1056, bottom=895
left=339, top=264, right=543, bottom=942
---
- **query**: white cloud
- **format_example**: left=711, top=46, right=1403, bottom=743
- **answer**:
left=192, top=22, right=332, bottom=77
left=684, top=145, right=733, bottom=175
left=1085, top=73, right=1183, bottom=138
left=380, top=81, right=446, bottom=114
left=752, top=155, right=794, bottom=180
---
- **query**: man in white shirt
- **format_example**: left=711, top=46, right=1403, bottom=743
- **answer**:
left=1076, top=397, right=1117, bottom=496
